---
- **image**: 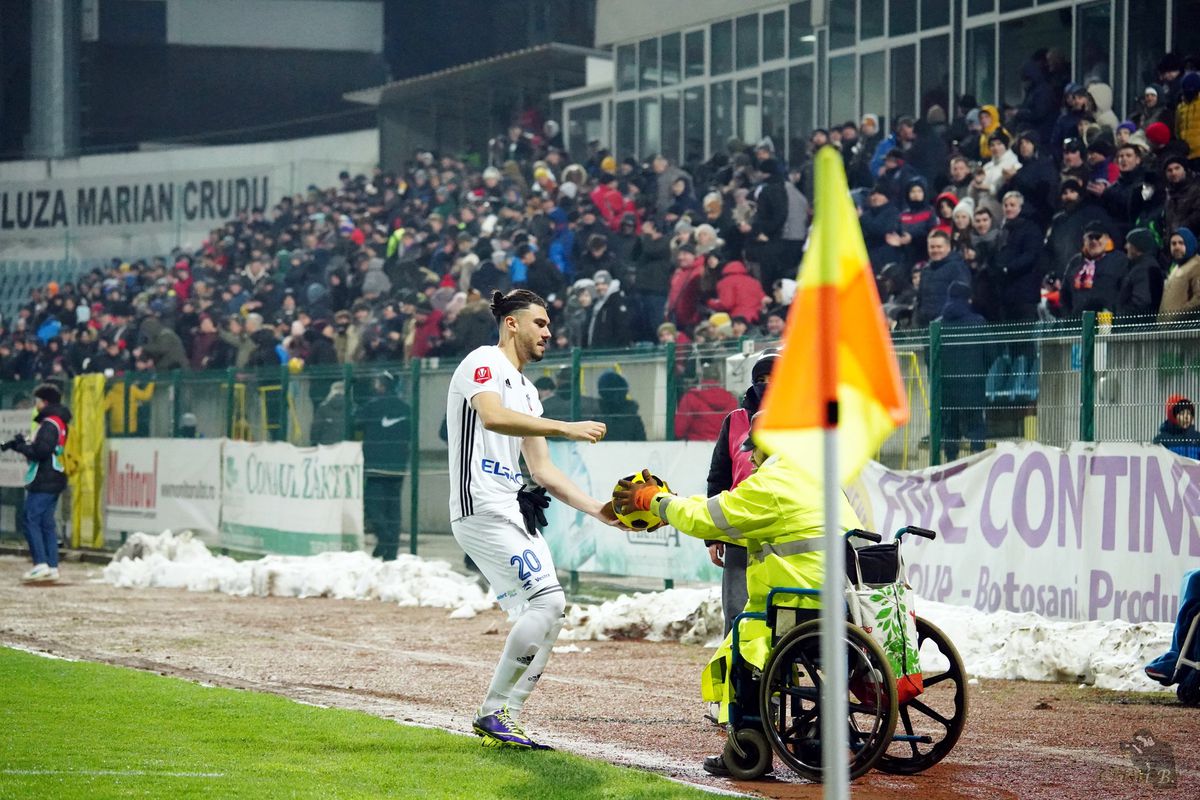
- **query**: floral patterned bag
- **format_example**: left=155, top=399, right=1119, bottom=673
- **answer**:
left=845, top=542, right=924, bottom=704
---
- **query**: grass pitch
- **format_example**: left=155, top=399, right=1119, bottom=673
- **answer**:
left=0, top=647, right=713, bottom=799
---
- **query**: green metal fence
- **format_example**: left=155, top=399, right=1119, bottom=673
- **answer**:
left=3, top=319, right=1197, bottom=556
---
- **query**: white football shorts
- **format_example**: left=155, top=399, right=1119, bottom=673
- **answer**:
left=452, top=513, right=562, bottom=617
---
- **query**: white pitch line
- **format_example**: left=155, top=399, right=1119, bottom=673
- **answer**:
left=2, top=769, right=227, bottom=778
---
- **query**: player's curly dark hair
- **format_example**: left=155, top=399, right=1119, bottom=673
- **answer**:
left=490, top=289, right=547, bottom=323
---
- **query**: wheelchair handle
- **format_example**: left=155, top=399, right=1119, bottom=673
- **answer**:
left=896, top=525, right=937, bottom=541
left=846, top=529, right=882, bottom=543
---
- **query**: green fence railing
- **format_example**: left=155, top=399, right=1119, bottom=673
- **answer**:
left=3, top=317, right=1197, bottom=557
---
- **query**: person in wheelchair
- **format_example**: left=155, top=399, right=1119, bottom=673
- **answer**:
left=614, top=413, right=862, bottom=776
left=1145, top=569, right=1200, bottom=701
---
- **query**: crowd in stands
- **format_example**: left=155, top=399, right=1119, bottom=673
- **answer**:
left=5, top=48, right=1200, bottom=391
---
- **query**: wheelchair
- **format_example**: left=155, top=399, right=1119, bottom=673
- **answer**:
left=720, top=526, right=969, bottom=782
left=1170, top=613, right=1200, bottom=706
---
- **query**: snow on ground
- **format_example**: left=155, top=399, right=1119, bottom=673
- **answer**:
left=102, top=531, right=492, bottom=614
left=103, top=532, right=1173, bottom=692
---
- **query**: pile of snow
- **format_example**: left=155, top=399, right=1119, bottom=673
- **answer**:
left=103, top=531, right=493, bottom=614
left=562, top=587, right=723, bottom=645
left=558, top=586, right=1173, bottom=693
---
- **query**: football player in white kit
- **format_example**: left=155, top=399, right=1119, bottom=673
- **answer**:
left=448, top=289, right=621, bottom=749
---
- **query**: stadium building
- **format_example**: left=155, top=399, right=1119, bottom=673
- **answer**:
left=558, top=0, right=1200, bottom=166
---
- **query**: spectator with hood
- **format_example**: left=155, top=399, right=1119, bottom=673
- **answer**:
left=1160, top=227, right=1200, bottom=318
left=895, top=178, right=936, bottom=266
left=595, top=371, right=646, bottom=441
left=1153, top=394, right=1200, bottom=460
left=1117, top=227, right=1165, bottom=317
left=706, top=260, right=767, bottom=324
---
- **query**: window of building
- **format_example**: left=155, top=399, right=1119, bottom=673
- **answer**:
left=685, top=30, right=705, bottom=79
left=639, top=37, right=660, bottom=91
left=999, top=0, right=1033, bottom=12
left=736, top=14, right=760, bottom=71
left=966, top=25, right=995, bottom=106
left=1127, top=0, right=1167, bottom=115
left=763, top=10, right=786, bottom=61
left=616, top=100, right=636, bottom=158
left=684, top=86, right=706, bottom=164
left=861, top=0, right=886, bottom=40
left=639, top=96, right=661, bottom=158
left=830, top=1, right=855, bottom=50
left=661, top=32, right=681, bottom=86
left=889, top=0, right=915, bottom=37
left=711, top=80, right=734, bottom=153
left=919, top=34, right=950, bottom=118
left=859, top=51, right=886, bottom=128
left=661, top=92, right=681, bottom=162
left=1075, top=1, right=1111, bottom=88
left=738, top=77, right=761, bottom=143
left=890, top=45, right=917, bottom=123
left=567, top=103, right=604, bottom=161
left=616, top=44, right=637, bottom=92
left=830, top=54, right=856, bottom=131
left=999, top=10, right=1069, bottom=108
left=789, top=1, right=815, bottom=59
left=762, top=69, right=786, bottom=155
left=711, top=20, right=733, bottom=75
left=921, top=0, right=950, bottom=30
left=967, top=0, right=993, bottom=14
left=789, top=62, right=815, bottom=163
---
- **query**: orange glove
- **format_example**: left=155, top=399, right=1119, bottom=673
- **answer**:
left=629, top=482, right=665, bottom=511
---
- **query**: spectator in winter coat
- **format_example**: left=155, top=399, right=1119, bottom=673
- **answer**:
left=1004, top=134, right=1058, bottom=228
left=595, top=371, right=646, bottom=441
left=1044, top=180, right=1113, bottom=280
left=1131, top=85, right=1172, bottom=131
left=1059, top=221, right=1129, bottom=316
left=137, top=314, right=187, bottom=371
left=1087, top=83, right=1120, bottom=134
left=516, top=244, right=566, bottom=307
left=563, top=280, right=596, bottom=348
left=652, top=155, right=691, bottom=220
left=1117, top=228, right=1165, bottom=317
left=1164, top=156, right=1200, bottom=234
left=916, top=231, right=971, bottom=327
left=1100, top=144, right=1153, bottom=241
left=589, top=173, right=626, bottom=231
left=937, top=282, right=988, bottom=463
left=1153, top=394, right=1200, bottom=460
left=878, top=261, right=917, bottom=328
left=577, top=233, right=621, bottom=282
left=861, top=186, right=903, bottom=273
left=587, top=272, right=634, bottom=348
left=895, top=180, right=936, bottom=266
left=1175, top=73, right=1200, bottom=169
left=1160, top=228, right=1200, bottom=319
left=983, top=132, right=1022, bottom=196
left=674, top=364, right=737, bottom=441
left=1050, top=84, right=1092, bottom=162
left=630, top=218, right=673, bottom=339
left=976, top=105, right=1011, bottom=163
left=707, top=261, right=767, bottom=323
left=1012, top=57, right=1059, bottom=147
left=992, top=192, right=1045, bottom=321
left=666, top=246, right=704, bottom=330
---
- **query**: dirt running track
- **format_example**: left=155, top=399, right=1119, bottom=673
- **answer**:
left=2, top=557, right=1196, bottom=800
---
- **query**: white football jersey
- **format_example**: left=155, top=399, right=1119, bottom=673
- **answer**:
left=447, top=346, right=543, bottom=525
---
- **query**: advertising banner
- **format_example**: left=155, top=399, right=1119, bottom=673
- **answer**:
left=219, top=440, right=364, bottom=555
left=845, top=442, right=1200, bottom=623
left=543, top=440, right=722, bottom=583
left=0, top=408, right=34, bottom=488
left=104, top=439, right=222, bottom=540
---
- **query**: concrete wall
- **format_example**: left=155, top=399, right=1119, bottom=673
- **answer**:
left=594, top=0, right=784, bottom=46
left=166, top=0, right=383, bottom=53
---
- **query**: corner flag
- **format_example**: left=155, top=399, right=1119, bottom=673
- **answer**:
left=756, top=146, right=909, bottom=480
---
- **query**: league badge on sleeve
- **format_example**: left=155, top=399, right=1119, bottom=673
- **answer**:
left=474, top=366, right=493, bottom=384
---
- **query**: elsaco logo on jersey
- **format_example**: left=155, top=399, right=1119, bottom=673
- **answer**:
left=473, top=366, right=492, bottom=384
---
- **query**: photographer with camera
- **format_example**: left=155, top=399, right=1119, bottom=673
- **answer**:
left=2, top=384, right=72, bottom=583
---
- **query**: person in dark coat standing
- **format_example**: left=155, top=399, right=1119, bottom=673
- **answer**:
left=937, top=284, right=988, bottom=463
left=916, top=230, right=972, bottom=327
left=4, top=384, right=71, bottom=582
left=595, top=371, right=646, bottom=441
left=355, top=372, right=411, bottom=560
left=992, top=191, right=1045, bottom=321
left=1117, top=228, right=1166, bottom=317
left=1059, top=221, right=1129, bottom=316
left=630, top=218, right=673, bottom=341
left=861, top=185, right=904, bottom=273
left=587, top=272, right=634, bottom=348
left=740, top=160, right=791, bottom=287
left=1043, top=180, right=1113, bottom=280
left=704, top=350, right=779, bottom=635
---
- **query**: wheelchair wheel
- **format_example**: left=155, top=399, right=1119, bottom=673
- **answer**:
left=877, top=617, right=969, bottom=774
left=759, top=619, right=898, bottom=782
left=722, top=728, right=773, bottom=780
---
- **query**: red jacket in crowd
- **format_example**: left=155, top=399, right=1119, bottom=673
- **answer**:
left=707, top=260, right=767, bottom=322
left=590, top=183, right=626, bottom=230
left=674, top=379, right=737, bottom=441
left=667, top=259, right=704, bottom=329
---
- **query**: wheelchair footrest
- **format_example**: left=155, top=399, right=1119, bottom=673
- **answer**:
left=892, top=734, right=935, bottom=744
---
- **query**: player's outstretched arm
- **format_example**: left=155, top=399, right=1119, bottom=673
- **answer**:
left=472, top=392, right=607, bottom=442
left=521, top=435, right=623, bottom=527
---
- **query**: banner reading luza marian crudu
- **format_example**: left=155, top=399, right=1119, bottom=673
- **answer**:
left=220, top=440, right=364, bottom=555
left=542, top=440, right=721, bottom=583
left=104, top=438, right=222, bottom=541
left=844, top=441, right=1200, bottom=624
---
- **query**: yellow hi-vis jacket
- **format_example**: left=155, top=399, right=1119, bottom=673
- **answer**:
left=651, top=453, right=862, bottom=722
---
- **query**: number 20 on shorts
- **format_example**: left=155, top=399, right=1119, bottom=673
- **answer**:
left=511, top=549, right=543, bottom=581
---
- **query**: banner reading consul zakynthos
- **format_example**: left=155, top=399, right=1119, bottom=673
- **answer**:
left=219, top=440, right=364, bottom=555
left=845, top=441, right=1200, bottom=624
left=543, top=440, right=721, bottom=583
